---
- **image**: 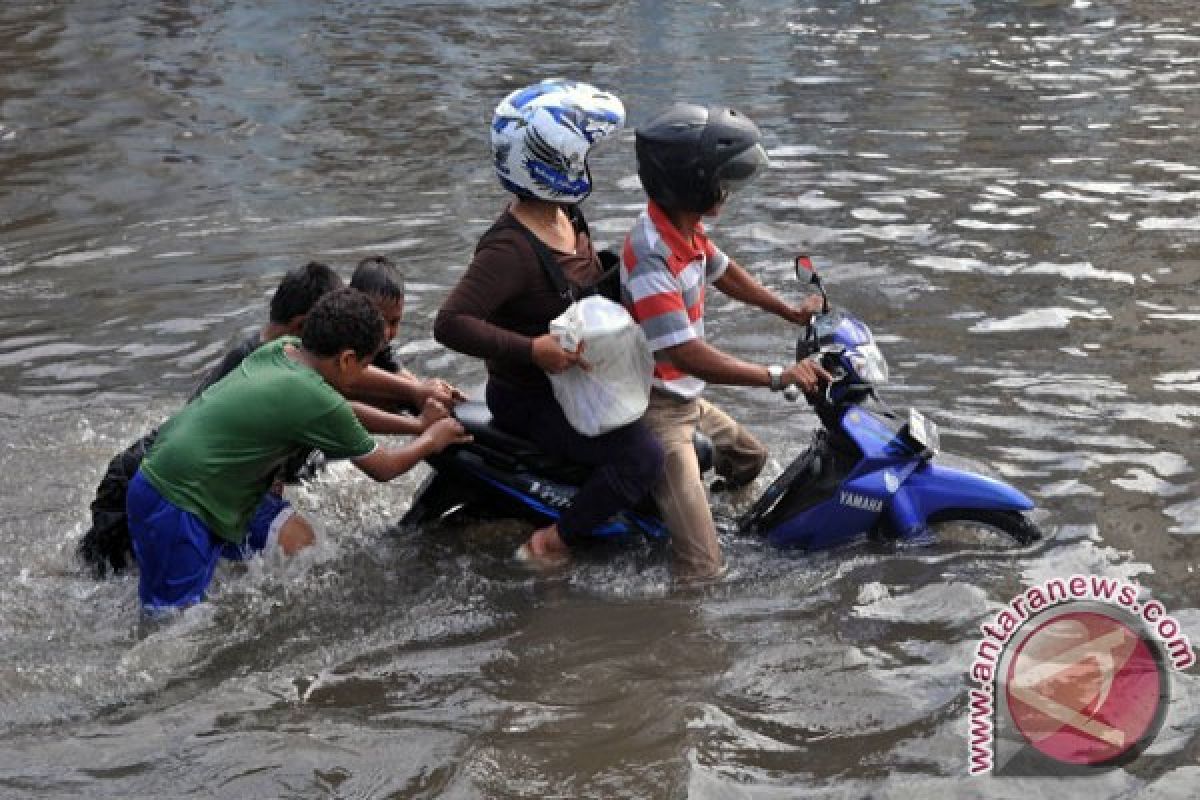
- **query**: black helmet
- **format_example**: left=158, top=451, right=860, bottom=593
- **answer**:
left=635, top=103, right=769, bottom=213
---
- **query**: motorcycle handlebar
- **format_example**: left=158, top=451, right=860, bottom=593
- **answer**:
left=790, top=256, right=841, bottom=405
left=781, top=360, right=843, bottom=404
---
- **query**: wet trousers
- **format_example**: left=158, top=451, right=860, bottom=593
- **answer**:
left=643, top=391, right=769, bottom=579
left=486, top=379, right=664, bottom=545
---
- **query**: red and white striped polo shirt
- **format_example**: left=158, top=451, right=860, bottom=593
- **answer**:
left=621, top=201, right=729, bottom=400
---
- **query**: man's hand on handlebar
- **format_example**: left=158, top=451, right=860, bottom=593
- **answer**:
left=783, top=358, right=832, bottom=395
left=780, top=294, right=825, bottom=327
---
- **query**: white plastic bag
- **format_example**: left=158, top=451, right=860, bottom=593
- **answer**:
left=547, top=295, right=653, bottom=437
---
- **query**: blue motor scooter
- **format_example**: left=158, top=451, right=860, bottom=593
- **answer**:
left=403, top=256, right=1040, bottom=549
left=738, top=256, right=1039, bottom=547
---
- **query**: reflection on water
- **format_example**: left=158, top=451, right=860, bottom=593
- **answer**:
left=1, top=1, right=1198, bottom=797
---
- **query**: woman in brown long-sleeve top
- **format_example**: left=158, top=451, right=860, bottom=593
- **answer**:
left=434, top=79, right=663, bottom=568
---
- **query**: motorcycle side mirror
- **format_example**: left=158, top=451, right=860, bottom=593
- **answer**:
left=795, top=254, right=816, bottom=281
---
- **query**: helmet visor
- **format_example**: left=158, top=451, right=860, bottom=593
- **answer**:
left=715, top=143, right=769, bottom=197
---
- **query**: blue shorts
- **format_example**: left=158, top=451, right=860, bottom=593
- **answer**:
left=126, top=470, right=294, bottom=611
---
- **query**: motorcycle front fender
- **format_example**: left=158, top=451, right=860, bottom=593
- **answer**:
left=887, top=462, right=1033, bottom=536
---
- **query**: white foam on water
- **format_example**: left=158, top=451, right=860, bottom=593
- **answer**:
left=851, top=207, right=906, bottom=222
left=176, top=226, right=243, bottom=238
left=853, top=582, right=992, bottom=626
left=767, top=144, right=828, bottom=158
left=283, top=215, right=385, bottom=228
left=954, top=219, right=1030, bottom=231
left=321, top=237, right=422, bottom=254
left=34, top=245, right=139, bottom=268
left=1025, top=262, right=1134, bottom=283
left=969, top=306, right=1111, bottom=333
left=786, top=75, right=848, bottom=85
left=1041, top=479, right=1104, bottom=498
left=1041, top=189, right=1115, bottom=204
left=969, top=202, right=1041, bottom=216
left=1134, top=159, right=1199, bottom=173
left=1139, top=216, right=1200, bottom=230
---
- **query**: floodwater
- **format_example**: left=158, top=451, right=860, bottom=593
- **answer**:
left=2, top=0, right=1199, bottom=797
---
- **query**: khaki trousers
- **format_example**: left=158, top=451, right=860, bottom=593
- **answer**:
left=643, top=391, right=769, bottom=579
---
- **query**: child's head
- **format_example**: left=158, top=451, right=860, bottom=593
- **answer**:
left=301, top=288, right=385, bottom=391
left=635, top=103, right=769, bottom=215
left=351, top=256, right=405, bottom=342
left=269, top=261, right=345, bottom=333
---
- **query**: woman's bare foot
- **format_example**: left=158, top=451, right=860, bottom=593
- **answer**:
left=514, top=524, right=571, bottom=569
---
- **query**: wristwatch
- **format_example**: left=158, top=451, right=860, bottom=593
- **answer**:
left=766, top=364, right=785, bottom=391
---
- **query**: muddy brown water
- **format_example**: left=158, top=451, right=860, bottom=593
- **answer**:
left=1, top=1, right=1198, bottom=797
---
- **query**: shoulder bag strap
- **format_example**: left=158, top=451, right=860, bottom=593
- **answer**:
left=488, top=211, right=576, bottom=301
left=488, top=207, right=609, bottom=301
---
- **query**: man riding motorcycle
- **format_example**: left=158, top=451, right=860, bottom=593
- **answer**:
left=622, top=103, right=830, bottom=580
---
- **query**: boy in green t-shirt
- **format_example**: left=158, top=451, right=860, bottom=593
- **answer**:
left=128, top=288, right=470, bottom=611
left=80, top=261, right=345, bottom=577
left=80, top=260, right=465, bottom=578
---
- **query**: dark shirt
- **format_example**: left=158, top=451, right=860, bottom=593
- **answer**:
left=188, top=332, right=263, bottom=401
left=372, top=344, right=401, bottom=375
left=434, top=210, right=600, bottom=393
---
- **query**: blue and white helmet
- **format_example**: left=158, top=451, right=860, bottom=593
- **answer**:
left=491, top=79, right=625, bottom=203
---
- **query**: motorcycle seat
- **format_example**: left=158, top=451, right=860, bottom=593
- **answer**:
left=453, top=402, right=714, bottom=474
left=455, top=402, right=544, bottom=460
